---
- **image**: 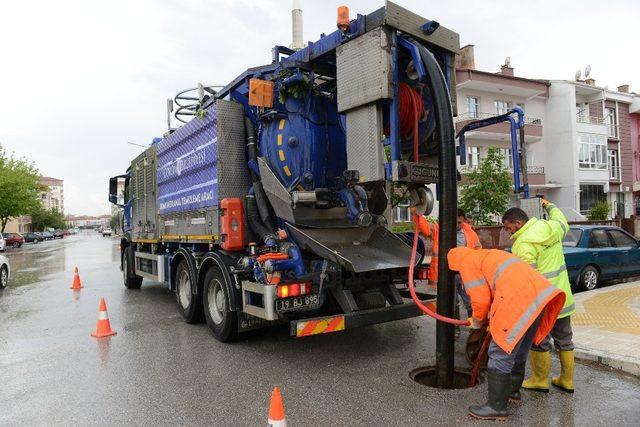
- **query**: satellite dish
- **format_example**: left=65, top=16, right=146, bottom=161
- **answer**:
left=585, top=65, right=591, bottom=78
left=505, top=57, right=511, bottom=67
left=575, top=69, right=582, bottom=81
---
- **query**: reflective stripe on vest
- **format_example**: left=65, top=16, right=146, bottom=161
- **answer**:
left=543, top=264, right=567, bottom=279
left=465, top=278, right=487, bottom=289
left=492, top=258, right=521, bottom=290
left=549, top=206, right=568, bottom=234
left=559, top=303, right=575, bottom=316
left=506, top=285, right=558, bottom=343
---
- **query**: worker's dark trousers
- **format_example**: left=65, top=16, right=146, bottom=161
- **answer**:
left=531, top=316, right=574, bottom=352
left=487, top=314, right=542, bottom=375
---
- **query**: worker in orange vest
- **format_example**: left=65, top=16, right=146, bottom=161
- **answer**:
left=448, top=247, right=566, bottom=421
left=411, top=207, right=481, bottom=319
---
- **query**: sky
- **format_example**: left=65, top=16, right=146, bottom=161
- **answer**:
left=0, top=0, right=638, bottom=216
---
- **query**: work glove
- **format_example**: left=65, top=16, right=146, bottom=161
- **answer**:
left=408, top=188, right=428, bottom=216
left=540, top=198, right=552, bottom=209
left=467, top=317, right=485, bottom=330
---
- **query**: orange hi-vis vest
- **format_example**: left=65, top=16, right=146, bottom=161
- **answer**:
left=448, top=247, right=566, bottom=354
left=413, top=213, right=482, bottom=284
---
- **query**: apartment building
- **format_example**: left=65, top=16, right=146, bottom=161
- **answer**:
left=630, top=96, right=640, bottom=214
left=455, top=46, right=550, bottom=197
left=545, top=79, right=636, bottom=219
left=40, top=176, right=64, bottom=212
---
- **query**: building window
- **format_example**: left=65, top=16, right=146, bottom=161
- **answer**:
left=466, top=97, right=479, bottom=118
left=499, top=148, right=513, bottom=170
left=578, top=133, right=607, bottom=169
left=394, top=200, right=411, bottom=223
left=608, top=150, right=620, bottom=180
left=579, top=184, right=605, bottom=214
left=605, top=107, right=618, bottom=138
left=467, top=146, right=480, bottom=168
left=494, top=100, right=511, bottom=115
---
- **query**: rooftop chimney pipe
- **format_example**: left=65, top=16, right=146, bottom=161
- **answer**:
left=290, top=0, right=304, bottom=50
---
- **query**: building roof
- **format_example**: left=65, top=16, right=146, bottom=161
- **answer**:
left=456, top=68, right=549, bottom=98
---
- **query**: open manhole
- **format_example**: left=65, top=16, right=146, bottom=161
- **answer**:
left=410, top=366, right=480, bottom=389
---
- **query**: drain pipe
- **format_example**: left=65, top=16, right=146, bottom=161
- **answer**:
left=417, top=43, right=457, bottom=389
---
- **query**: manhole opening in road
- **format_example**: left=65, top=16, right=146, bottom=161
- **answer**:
left=409, top=366, right=479, bottom=389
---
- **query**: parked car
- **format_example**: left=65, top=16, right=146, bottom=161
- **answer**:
left=0, top=254, right=9, bottom=288
left=40, top=231, right=54, bottom=240
left=2, top=233, right=24, bottom=248
left=102, top=228, right=113, bottom=237
left=0, top=235, right=5, bottom=252
left=53, top=230, right=64, bottom=239
left=63, top=230, right=71, bottom=236
left=563, top=225, right=640, bottom=291
left=23, top=232, right=44, bottom=243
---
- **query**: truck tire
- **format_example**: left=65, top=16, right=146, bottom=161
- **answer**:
left=202, top=265, right=238, bottom=342
left=175, top=259, right=203, bottom=324
left=122, top=246, right=143, bottom=289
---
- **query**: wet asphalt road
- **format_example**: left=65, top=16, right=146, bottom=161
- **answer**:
left=1, top=233, right=640, bottom=426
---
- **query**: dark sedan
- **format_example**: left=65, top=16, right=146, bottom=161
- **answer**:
left=563, top=225, right=640, bottom=291
left=23, top=232, right=44, bottom=243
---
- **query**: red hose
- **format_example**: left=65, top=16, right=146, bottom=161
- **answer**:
left=408, top=217, right=470, bottom=326
left=398, top=83, right=423, bottom=162
left=470, top=332, right=492, bottom=387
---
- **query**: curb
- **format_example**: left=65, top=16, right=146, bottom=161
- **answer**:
left=574, top=346, right=640, bottom=377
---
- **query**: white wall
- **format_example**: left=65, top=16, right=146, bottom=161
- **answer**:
left=544, top=82, right=578, bottom=210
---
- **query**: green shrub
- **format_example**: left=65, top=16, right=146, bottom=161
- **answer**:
left=587, top=200, right=610, bottom=221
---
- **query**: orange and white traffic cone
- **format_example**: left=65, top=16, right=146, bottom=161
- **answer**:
left=70, top=266, right=83, bottom=290
left=268, top=387, right=287, bottom=426
left=91, top=298, right=117, bottom=338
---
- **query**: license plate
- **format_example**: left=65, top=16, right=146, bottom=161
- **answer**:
left=276, top=294, right=320, bottom=312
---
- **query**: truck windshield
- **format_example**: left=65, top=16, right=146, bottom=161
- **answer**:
left=563, top=229, right=582, bottom=247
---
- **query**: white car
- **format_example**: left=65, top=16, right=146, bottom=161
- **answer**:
left=102, top=228, right=113, bottom=237
left=0, top=235, right=5, bottom=252
left=0, top=254, right=10, bottom=288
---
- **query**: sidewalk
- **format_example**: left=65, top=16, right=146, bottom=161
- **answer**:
left=571, top=281, right=640, bottom=377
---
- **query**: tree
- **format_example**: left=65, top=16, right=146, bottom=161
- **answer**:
left=459, top=147, right=513, bottom=225
left=0, top=145, right=42, bottom=232
left=30, top=207, right=67, bottom=231
left=109, top=212, right=121, bottom=233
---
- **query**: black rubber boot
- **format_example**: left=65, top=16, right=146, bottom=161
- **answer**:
left=469, top=370, right=510, bottom=421
left=509, top=362, right=526, bottom=404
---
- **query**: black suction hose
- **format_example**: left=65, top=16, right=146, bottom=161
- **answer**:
left=244, top=117, right=276, bottom=244
left=417, top=43, right=458, bottom=388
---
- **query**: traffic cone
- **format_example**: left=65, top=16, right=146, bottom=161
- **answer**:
left=70, top=266, right=83, bottom=290
left=91, top=298, right=117, bottom=338
left=268, top=387, right=287, bottom=426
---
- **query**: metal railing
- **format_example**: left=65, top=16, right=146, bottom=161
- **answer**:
left=576, top=114, right=605, bottom=125
left=459, top=164, right=544, bottom=174
left=456, top=111, right=542, bottom=125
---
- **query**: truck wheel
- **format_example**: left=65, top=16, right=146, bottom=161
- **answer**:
left=122, top=246, right=143, bottom=289
left=175, top=259, right=203, bottom=324
left=202, top=265, right=238, bottom=342
left=579, top=265, right=600, bottom=291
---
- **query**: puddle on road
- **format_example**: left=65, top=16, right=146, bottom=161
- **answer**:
left=3, top=239, right=68, bottom=288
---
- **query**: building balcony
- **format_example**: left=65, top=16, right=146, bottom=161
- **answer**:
left=576, top=114, right=604, bottom=125
left=455, top=112, right=543, bottom=142
left=459, top=164, right=546, bottom=186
